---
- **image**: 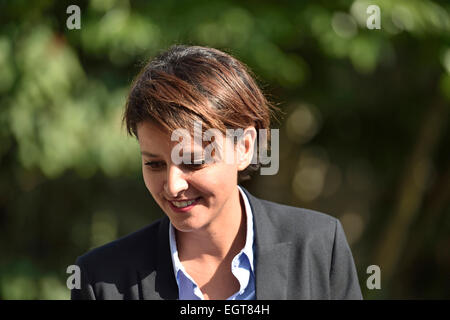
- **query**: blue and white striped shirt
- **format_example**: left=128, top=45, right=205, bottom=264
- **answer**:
left=169, top=186, right=255, bottom=300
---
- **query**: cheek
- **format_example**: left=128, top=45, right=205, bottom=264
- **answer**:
left=142, top=169, right=162, bottom=196
left=194, top=163, right=238, bottom=192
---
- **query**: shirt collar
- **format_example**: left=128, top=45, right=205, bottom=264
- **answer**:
left=169, top=219, right=184, bottom=282
left=237, top=185, right=255, bottom=271
left=168, top=185, right=255, bottom=280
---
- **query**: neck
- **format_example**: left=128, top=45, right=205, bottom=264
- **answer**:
left=176, top=187, right=247, bottom=263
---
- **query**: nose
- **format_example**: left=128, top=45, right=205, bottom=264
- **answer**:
left=164, top=165, right=188, bottom=198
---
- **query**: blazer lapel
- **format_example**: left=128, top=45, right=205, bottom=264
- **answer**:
left=141, top=216, right=179, bottom=300
left=241, top=186, right=292, bottom=300
left=255, top=242, right=291, bottom=299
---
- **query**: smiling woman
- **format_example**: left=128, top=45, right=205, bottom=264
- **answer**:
left=70, top=45, right=363, bottom=300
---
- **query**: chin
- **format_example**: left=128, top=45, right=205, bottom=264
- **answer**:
left=170, top=219, right=206, bottom=233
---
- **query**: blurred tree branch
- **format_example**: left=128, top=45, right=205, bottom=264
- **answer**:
left=374, top=96, right=448, bottom=284
left=403, top=151, right=450, bottom=268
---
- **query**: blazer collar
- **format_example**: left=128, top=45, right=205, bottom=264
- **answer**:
left=147, top=186, right=291, bottom=300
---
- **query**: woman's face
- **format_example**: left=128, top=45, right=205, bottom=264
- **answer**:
left=137, top=120, right=247, bottom=233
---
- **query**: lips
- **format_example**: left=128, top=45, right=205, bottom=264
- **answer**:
left=172, top=199, right=197, bottom=208
left=168, top=197, right=202, bottom=212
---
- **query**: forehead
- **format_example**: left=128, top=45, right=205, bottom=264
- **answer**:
left=137, top=121, right=173, bottom=149
left=136, top=121, right=229, bottom=152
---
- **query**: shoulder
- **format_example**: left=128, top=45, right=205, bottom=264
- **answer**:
left=75, top=217, right=165, bottom=274
left=260, top=197, right=337, bottom=232
left=247, top=191, right=339, bottom=247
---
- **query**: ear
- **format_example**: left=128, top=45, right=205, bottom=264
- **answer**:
left=236, top=126, right=257, bottom=171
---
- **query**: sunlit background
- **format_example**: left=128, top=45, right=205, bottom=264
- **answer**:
left=1, top=0, right=449, bottom=299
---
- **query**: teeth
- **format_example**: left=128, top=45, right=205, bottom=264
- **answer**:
left=172, top=199, right=196, bottom=208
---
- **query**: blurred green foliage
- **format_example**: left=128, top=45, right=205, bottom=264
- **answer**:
left=0, top=0, right=449, bottom=299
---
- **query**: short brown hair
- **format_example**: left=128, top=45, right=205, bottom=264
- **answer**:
left=123, top=45, right=278, bottom=181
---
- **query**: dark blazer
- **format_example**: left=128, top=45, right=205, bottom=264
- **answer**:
left=71, top=187, right=363, bottom=300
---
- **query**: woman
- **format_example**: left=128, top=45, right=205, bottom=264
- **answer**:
left=71, top=45, right=362, bottom=300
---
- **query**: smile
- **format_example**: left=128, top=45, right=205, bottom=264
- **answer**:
left=172, top=199, right=197, bottom=208
left=168, top=197, right=202, bottom=211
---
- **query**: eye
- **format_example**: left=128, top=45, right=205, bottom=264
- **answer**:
left=144, top=161, right=165, bottom=170
left=183, top=159, right=207, bottom=170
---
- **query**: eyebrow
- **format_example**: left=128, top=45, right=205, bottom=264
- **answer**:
left=141, top=151, right=160, bottom=157
left=141, top=150, right=205, bottom=158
